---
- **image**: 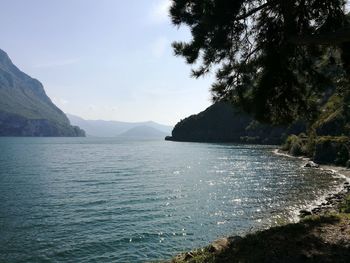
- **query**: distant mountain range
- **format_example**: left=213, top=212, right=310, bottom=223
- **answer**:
left=67, top=113, right=172, bottom=138
left=166, top=101, right=305, bottom=145
left=118, top=125, right=168, bottom=139
left=0, top=48, right=85, bottom=136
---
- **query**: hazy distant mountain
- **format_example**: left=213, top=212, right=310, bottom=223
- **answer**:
left=0, top=49, right=85, bottom=136
left=67, top=113, right=172, bottom=137
left=117, top=125, right=168, bottom=139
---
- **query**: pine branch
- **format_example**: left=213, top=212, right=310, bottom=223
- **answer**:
left=290, top=27, right=350, bottom=45
left=234, top=0, right=278, bottom=21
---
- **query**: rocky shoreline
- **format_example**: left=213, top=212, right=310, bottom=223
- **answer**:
left=168, top=149, right=350, bottom=263
left=300, top=180, right=350, bottom=217
left=273, top=149, right=350, bottom=218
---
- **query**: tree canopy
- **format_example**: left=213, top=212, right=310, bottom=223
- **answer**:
left=170, top=0, right=350, bottom=124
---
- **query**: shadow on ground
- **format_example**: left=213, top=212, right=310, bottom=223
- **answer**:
left=171, top=215, right=350, bottom=263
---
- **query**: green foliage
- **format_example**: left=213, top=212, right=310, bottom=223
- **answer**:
left=316, top=136, right=349, bottom=144
left=282, top=134, right=307, bottom=156
left=281, top=135, right=297, bottom=151
left=0, top=52, right=68, bottom=125
left=239, top=136, right=260, bottom=144
left=340, top=194, right=350, bottom=213
left=170, top=0, right=349, bottom=124
left=282, top=133, right=350, bottom=165
left=171, top=0, right=350, bottom=165
left=313, top=136, right=349, bottom=165
left=313, top=93, right=349, bottom=136
left=304, top=130, right=317, bottom=157
left=280, top=87, right=350, bottom=163
left=290, top=141, right=303, bottom=156
left=170, top=102, right=305, bottom=144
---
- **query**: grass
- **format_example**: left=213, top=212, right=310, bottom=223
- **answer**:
left=169, top=194, right=350, bottom=263
left=340, top=194, right=350, bottom=213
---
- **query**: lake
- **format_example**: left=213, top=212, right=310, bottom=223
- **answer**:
left=0, top=137, right=345, bottom=262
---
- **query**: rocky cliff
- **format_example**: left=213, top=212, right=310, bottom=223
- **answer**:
left=0, top=49, right=85, bottom=136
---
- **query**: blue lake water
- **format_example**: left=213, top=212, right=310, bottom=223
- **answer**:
left=0, top=137, right=345, bottom=262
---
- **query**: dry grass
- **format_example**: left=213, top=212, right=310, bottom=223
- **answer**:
left=169, top=214, right=350, bottom=263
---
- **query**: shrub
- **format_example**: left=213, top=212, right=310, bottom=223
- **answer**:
left=290, top=141, right=303, bottom=156
left=313, top=136, right=349, bottom=166
left=340, top=195, right=350, bottom=213
left=281, top=135, right=298, bottom=151
left=281, top=134, right=306, bottom=156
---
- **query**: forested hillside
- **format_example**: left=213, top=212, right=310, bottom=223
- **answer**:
left=166, top=101, right=305, bottom=145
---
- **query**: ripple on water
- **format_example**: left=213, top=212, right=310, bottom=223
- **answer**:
left=0, top=138, right=345, bottom=262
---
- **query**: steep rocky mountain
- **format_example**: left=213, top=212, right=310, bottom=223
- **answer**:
left=0, top=49, right=85, bottom=136
left=67, top=113, right=172, bottom=137
left=166, top=102, right=305, bottom=145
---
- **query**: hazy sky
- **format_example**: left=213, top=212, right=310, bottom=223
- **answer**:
left=1, top=0, right=214, bottom=125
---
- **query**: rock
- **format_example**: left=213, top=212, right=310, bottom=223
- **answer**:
left=209, top=237, right=232, bottom=253
left=312, top=208, right=321, bottom=213
left=300, top=210, right=312, bottom=217
left=304, top=161, right=320, bottom=168
left=0, top=112, right=85, bottom=137
left=335, top=195, right=342, bottom=200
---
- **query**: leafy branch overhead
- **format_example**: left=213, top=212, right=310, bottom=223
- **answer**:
left=170, top=0, right=350, bottom=124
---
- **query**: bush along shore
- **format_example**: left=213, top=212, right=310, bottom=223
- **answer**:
left=165, top=150, right=350, bottom=263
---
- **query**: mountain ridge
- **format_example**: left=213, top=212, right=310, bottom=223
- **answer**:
left=67, top=113, right=172, bottom=137
left=0, top=48, right=85, bottom=136
left=117, top=125, right=168, bottom=139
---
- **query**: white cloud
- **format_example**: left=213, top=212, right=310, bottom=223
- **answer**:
left=151, top=37, right=169, bottom=58
left=150, top=0, right=171, bottom=23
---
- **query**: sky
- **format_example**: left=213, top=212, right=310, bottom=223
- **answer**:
left=0, top=0, right=214, bottom=125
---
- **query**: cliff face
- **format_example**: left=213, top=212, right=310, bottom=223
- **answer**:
left=0, top=111, right=85, bottom=137
left=167, top=102, right=304, bottom=145
left=0, top=49, right=85, bottom=137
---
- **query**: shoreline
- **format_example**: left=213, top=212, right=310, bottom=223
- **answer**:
left=273, top=149, right=350, bottom=218
left=168, top=148, right=350, bottom=262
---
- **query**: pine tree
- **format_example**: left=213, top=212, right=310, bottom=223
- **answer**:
left=170, top=0, right=350, bottom=124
